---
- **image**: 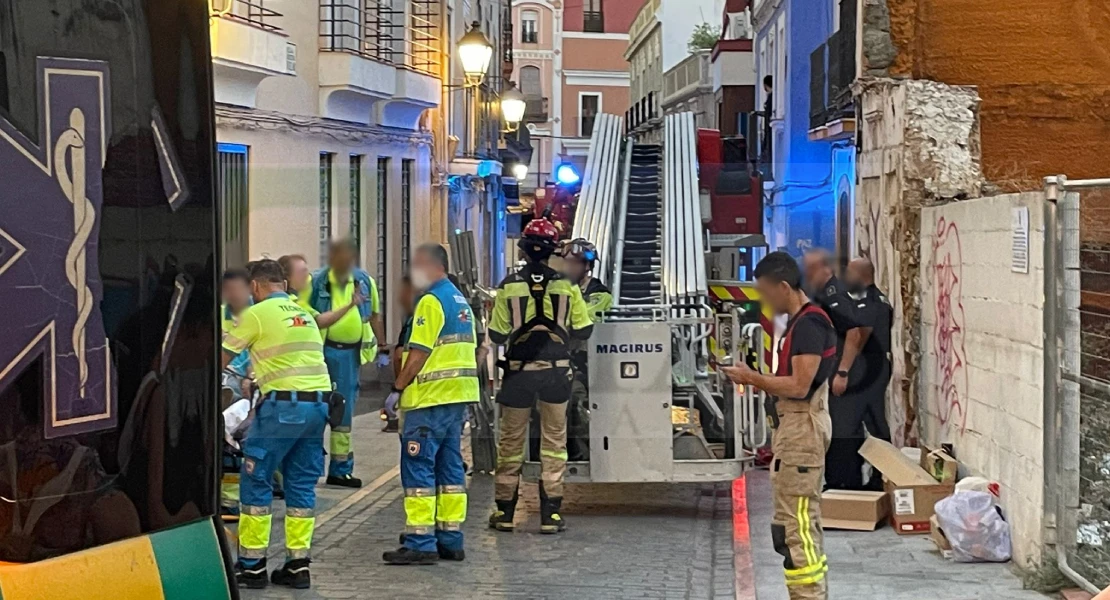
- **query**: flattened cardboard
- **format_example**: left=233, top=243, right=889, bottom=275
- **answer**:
left=929, top=513, right=952, bottom=553
left=860, top=437, right=956, bottom=535
left=822, top=490, right=890, bottom=531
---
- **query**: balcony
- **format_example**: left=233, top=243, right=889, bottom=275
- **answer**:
left=808, top=2, right=857, bottom=141
left=583, top=10, right=605, bottom=33
left=524, top=96, right=549, bottom=122
left=662, top=50, right=711, bottom=109
left=317, top=0, right=442, bottom=129
left=209, top=0, right=295, bottom=108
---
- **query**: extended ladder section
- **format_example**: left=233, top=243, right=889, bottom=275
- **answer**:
left=573, top=113, right=624, bottom=281
left=612, top=144, right=663, bottom=305
left=663, top=112, right=711, bottom=368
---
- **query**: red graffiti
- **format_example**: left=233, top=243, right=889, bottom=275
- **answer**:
left=932, top=217, right=968, bottom=432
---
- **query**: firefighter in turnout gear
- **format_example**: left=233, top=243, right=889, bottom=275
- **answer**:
left=723, top=252, right=834, bottom=600
left=560, top=238, right=612, bottom=461
left=488, top=218, right=594, bottom=534
left=382, top=244, right=479, bottom=565
left=222, top=260, right=335, bottom=590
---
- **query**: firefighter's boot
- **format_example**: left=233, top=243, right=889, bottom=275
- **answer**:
left=488, top=498, right=517, bottom=532
left=540, top=497, right=567, bottom=534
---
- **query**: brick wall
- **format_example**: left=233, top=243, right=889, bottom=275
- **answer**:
left=918, top=192, right=1046, bottom=570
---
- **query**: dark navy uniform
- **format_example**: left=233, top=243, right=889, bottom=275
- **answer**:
left=855, top=285, right=893, bottom=443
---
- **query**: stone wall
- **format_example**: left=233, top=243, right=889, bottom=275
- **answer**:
left=854, top=78, right=981, bottom=445
left=918, top=192, right=1046, bottom=570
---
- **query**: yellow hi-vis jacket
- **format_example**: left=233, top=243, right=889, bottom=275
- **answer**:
left=222, top=292, right=332, bottom=394
left=401, top=278, right=480, bottom=410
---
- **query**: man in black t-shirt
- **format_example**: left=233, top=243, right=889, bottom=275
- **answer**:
left=723, top=252, right=832, bottom=600
left=804, top=249, right=869, bottom=490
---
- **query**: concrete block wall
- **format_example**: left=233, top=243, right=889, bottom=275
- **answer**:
left=918, top=191, right=1046, bottom=570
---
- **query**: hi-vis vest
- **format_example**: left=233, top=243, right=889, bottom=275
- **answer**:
left=401, top=278, right=480, bottom=410
left=488, top=264, right=593, bottom=362
left=222, top=292, right=332, bottom=394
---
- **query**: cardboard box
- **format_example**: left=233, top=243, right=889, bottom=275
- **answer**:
left=822, top=490, right=891, bottom=531
left=929, top=513, right=953, bottom=554
left=859, top=437, right=956, bottom=535
left=920, top=446, right=958, bottom=485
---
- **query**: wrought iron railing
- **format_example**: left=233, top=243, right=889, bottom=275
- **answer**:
left=524, top=96, right=549, bottom=121
left=583, top=10, right=604, bottom=33
left=809, top=43, right=826, bottom=131
left=213, top=0, right=284, bottom=33
left=318, top=0, right=441, bottom=77
left=625, top=92, right=658, bottom=132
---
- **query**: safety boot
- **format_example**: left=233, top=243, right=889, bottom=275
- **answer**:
left=382, top=546, right=439, bottom=565
left=437, top=544, right=466, bottom=561
left=270, top=558, right=311, bottom=589
left=234, top=558, right=268, bottom=589
left=540, top=497, right=567, bottom=534
left=488, top=498, right=517, bottom=532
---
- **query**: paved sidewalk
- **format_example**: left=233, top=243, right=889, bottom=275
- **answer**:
left=745, top=469, right=1051, bottom=600
left=239, top=418, right=736, bottom=599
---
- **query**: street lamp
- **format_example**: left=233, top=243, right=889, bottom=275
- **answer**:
left=511, top=163, right=529, bottom=181
left=458, top=21, right=493, bottom=86
left=501, top=84, right=526, bottom=132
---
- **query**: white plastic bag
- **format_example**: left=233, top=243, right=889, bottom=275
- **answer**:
left=223, top=398, right=253, bottom=443
left=934, top=491, right=1012, bottom=563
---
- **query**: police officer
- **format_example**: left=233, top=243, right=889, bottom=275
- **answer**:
left=222, top=260, right=334, bottom=590
left=487, top=218, right=593, bottom=534
left=308, top=240, right=387, bottom=487
left=381, top=244, right=478, bottom=565
left=560, top=238, right=612, bottom=461
left=723, top=251, right=834, bottom=600
left=803, top=248, right=865, bottom=490
left=843, top=259, right=893, bottom=448
left=220, top=268, right=253, bottom=521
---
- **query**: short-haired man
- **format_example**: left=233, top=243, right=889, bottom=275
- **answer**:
left=223, top=259, right=333, bottom=589
left=382, top=244, right=479, bottom=564
left=723, top=251, right=834, bottom=600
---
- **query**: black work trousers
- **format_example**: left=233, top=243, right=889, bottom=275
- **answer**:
left=824, top=360, right=891, bottom=490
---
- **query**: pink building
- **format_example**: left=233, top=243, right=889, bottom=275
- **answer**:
left=510, top=0, right=637, bottom=193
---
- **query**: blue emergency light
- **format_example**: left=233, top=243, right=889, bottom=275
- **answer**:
left=555, top=163, right=580, bottom=186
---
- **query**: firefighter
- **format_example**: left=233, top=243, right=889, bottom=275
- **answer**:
left=723, top=251, right=834, bottom=600
left=843, top=258, right=893, bottom=486
left=308, top=239, right=387, bottom=488
left=487, top=218, right=594, bottom=534
left=803, top=248, right=865, bottom=490
left=560, top=238, right=612, bottom=460
left=381, top=244, right=479, bottom=564
left=223, top=260, right=334, bottom=590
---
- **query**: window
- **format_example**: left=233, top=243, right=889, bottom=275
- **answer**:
left=319, top=153, right=334, bottom=266
left=520, top=65, right=542, bottom=97
left=583, top=0, right=604, bottom=33
left=376, top=157, right=389, bottom=319
left=217, top=144, right=250, bottom=270
left=349, top=155, right=363, bottom=262
left=579, top=93, right=601, bottom=137
left=521, top=10, right=538, bottom=43
left=401, top=159, right=413, bottom=275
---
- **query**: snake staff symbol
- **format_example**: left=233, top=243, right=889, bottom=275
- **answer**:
left=0, top=58, right=116, bottom=438
left=56, top=108, right=95, bottom=397
left=932, top=217, right=968, bottom=433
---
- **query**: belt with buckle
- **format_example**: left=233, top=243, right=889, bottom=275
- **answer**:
left=324, top=340, right=361, bottom=351
left=268, top=391, right=325, bottom=402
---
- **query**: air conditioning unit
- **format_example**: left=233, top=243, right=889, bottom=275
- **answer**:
left=285, top=43, right=297, bottom=75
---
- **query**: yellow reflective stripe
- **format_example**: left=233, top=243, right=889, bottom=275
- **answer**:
left=285, top=515, right=315, bottom=556
left=785, top=565, right=828, bottom=586
left=405, top=496, right=436, bottom=527
left=240, top=513, right=273, bottom=553
left=257, top=364, right=330, bottom=386
left=416, top=368, right=479, bottom=383
left=498, top=453, right=524, bottom=466
left=436, top=491, right=468, bottom=523
left=784, top=556, right=827, bottom=578
left=223, top=334, right=250, bottom=351
left=541, top=449, right=568, bottom=461
left=797, top=497, right=818, bottom=567
left=252, top=341, right=325, bottom=361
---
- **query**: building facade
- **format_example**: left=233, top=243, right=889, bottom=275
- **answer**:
left=509, top=0, right=636, bottom=194
left=752, top=0, right=855, bottom=262
left=710, top=0, right=756, bottom=137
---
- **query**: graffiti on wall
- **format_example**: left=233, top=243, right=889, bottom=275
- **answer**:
left=931, top=216, right=969, bottom=432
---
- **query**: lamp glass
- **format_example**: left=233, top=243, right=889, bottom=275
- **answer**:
left=501, top=88, right=526, bottom=125
left=458, top=23, right=493, bottom=82
left=512, top=163, right=529, bottom=181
